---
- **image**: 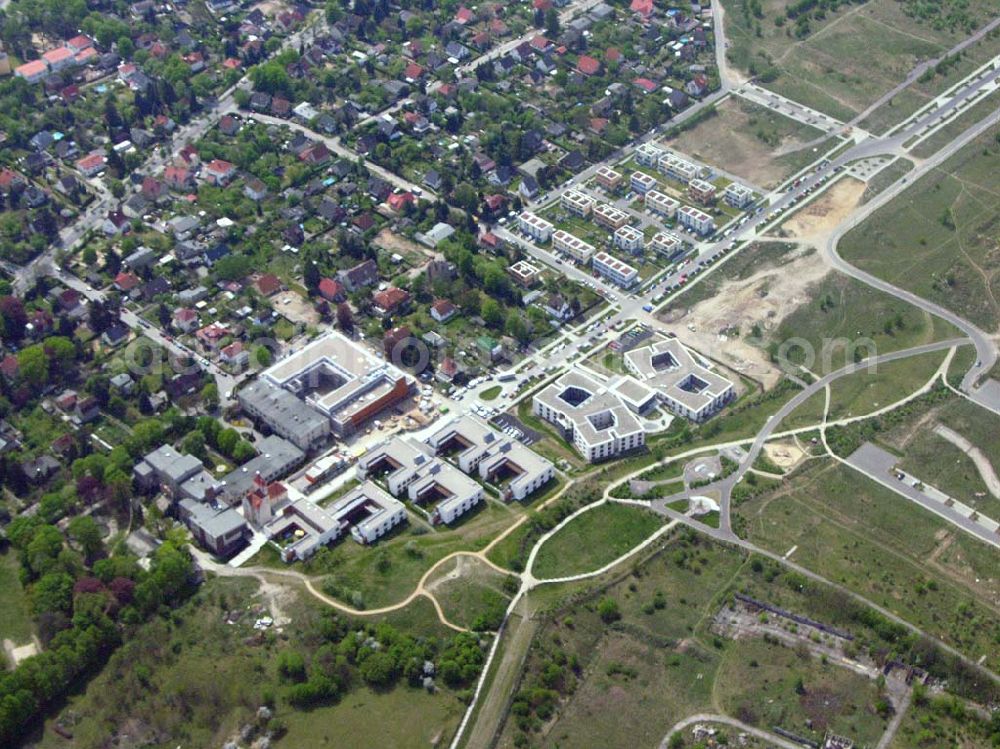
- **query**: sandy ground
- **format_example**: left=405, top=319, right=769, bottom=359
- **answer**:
left=255, top=578, right=295, bottom=627
left=249, top=0, right=287, bottom=18
left=776, top=178, right=867, bottom=241
left=273, top=290, right=319, bottom=326
left=662, top=245, right=831, bottom=388
left=763, top=440, right=806, bottom=472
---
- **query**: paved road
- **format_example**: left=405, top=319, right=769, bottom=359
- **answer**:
left=659, top=713, right=804, bottom=749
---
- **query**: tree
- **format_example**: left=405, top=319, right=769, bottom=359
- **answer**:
left=481, top=298, right=504, bottom=329
left=304, top=260, right=321, bottom=291
left=545, top=7, right=560, bottom=36
left=597, top=597, right=620, bottom=623
left=201, top=383, right=219, bottom=409
left=67, top=516, right=103, bottom=561
left=336, top=302, right=354, bottom=332
left=17, top=344, right=49, bottom=387
left=0, top=296, right=27, bottom=341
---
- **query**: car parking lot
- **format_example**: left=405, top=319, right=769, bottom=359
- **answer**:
left=491, top=413, right=541, bottom=446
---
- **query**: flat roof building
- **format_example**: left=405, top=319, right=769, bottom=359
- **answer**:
left=532, top=368, right=650, bottom=462
left=593, top=203, right=630, bottom=230
left=614, top=225, right=645, bottom=254
left=219, top=435, right=306, bottom=501
left=625, top=338, right=734, bottom=421
left=593, top=251, right=639, bottom=287
left=357, top=438, right=484, bottom=525
left=595, top=165, right=623, bottom=191
left=724, top=182, right=754, bottom=208
left=426, top=415, right=555, bottom=502
left=645, top=189, right=680, bottom=218
left=677, top=204, right=715, bottom=235
left=650, top=231, right=685, bottom=257
left=657, top=152, right=699, bottom=184
left=518, top=211, right=554, bottom=242
left=238, top=380, right=331, bottom=452
left=561, top=189, right=595, bottom=217
left=178, top=498, right=249, bottom=558
left=254, top=332, right=414, bottom=439
left=552, top=229, right=597, bottom=264
left=509, top=259, right=542, bottom=287
left=629, top=171, right=658, bottom=195
left=688, top=178, right=717, bottom=205
left=635, top=142, right=665, bottom=168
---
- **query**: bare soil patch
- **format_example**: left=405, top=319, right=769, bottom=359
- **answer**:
left=662, top=245, right=830, bottom=388
left=777, top=178, right=866, bottom=242
left=764, top=440, right=806, bottom=472
left=273, top=290, right=319, bottom=326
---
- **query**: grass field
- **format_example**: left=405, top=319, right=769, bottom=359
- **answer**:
left=715, top=638, right=887, bottom=745
left=0, top=549, right=33, bottom=645
left=531, top=503, right=665, bottom=579
left=859, top=157, right=914, bottom=204
left=734, top=459, right=1000, bottom=670
left=665, top=96, right=826, bottom=189
left=426, top=556, right=514, bottom=631
left=840, top=123, right=1000, bottom=332
left=722, top=0, right=997, bottom=121
left=889, top=690, right=1000, bottom=748
left=824, top=348, right=947, bottom=419
left=479, top=385, right=502, bottom=401
left=771, top=271, right=959, bottom=375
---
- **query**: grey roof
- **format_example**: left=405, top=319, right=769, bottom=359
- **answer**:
left=141, top=445, right=204, bottom=484
left=219, top=434, right=305, bottom=499
left=180, top=498, right=247, bottom=539
left=238, top=380, right=329, bottom=437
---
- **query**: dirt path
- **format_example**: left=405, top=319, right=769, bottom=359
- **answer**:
left=933, top=424, right=1000, bottom=498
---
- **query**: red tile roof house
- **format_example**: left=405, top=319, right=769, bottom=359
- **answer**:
left=633, top=77, right=658, bottom=94
left=254, top=273, right=283, bottom=297
left=530, top=35, right=552, bottom=53
left=0, top=354, right=19, bottom=381
left=630, top=0, right=654, bottom=19
left=484, top=193, right=506, bottom=213
left=299, top=143, right=330, bottom=165
left=42, top=46, right=76, bottom=72
left=318, top=278, right=346, bottom=302
left=15, top=59, right=50, bottom=84
left=404, top=62, right=425, bottom=82
left=173, top=307, right=199, bottom=332
left=164, top=165, right=194, bottom=191
left=203, top=159, right=237, bottom=186
left=454, top=6, right=475, bottom=24
left=76, top=152, right=107, bottom=177
left=386, top=191, right=415, bottom=213
left=220, top=341, right=250, bottom=370
left=430, top=299, right=457, bottom=323
left=576, top=55, right=602, bottom=77
left=114, top=271, right=140, bottom=292
left=195, top=322, right=229, bottom=349
left=66, top=35, right=95, bottom=54
left=372, top=287, right=411, bottom=317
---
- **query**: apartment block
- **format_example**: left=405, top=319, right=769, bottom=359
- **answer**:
left=593, top=251, right=639, bottom=288
left=595, top=165, right=623, bottom=191
left=635, top=142, right=666, bottom=168
left=561, top=188, right=595, bottom=217
left=518, top=211, right=554, bottom=242
left=614, top=225, right=645, bottom=254
left=677, top=205, right=716, bottom=235
left=593, top=203, right=630, bottom=230
left=645, top=189, right=680, bottom=218
left=688, top=178, right=717, bottom=205
left=657, top=152, right=699, bottom=184
left=629, top=171, right=659, bottom=195
left=724, top=182, right=754, bottom=208
left=552, top=229, right=597, bottom=264
left=650, top=231, right=685, bottom=257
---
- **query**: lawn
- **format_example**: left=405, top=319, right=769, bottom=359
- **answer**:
left=734, top=458, right=1000, bottom=670
left=531, top=503, right=665, bottom=579
left=426, top=556, right=514, bottom=631
left=715, top=638, right=887, bottom=746
left=889, top=690, right=1000, bottom=748
left=839, top=123, right=1000, bottom=331
left=859, top=157, right=913, bottom=204
left=479, top=385, right=502, bottom=401
left=0, top=549, right=33, bottom=646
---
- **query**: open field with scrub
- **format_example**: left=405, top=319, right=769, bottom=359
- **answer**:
left=839, top=123, right=1000, bottom=332
left=722, top=0, right=998, bottom=121
left=733, top=458, right=1000, bottom=671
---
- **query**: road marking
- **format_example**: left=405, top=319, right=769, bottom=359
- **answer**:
left=783, top=545, right=797, bottom=559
